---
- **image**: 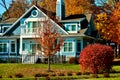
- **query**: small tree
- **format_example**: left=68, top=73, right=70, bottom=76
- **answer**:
left=79, top=44, right=114, bottom=77
left=34, top=18, right=64, bottom=72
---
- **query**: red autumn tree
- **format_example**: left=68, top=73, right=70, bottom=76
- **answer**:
left=79, top=44, right=114, bottom=77
left=34, top=18, right=64, bottom=72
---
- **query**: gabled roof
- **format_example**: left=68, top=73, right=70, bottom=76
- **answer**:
left=85, top=14, right=92, bottom=22
left=78, top=28, right=88, bottom=34
left=59, top=14, right=86, bottom=22
left=59, top=18, right=85, bottom=23
left=3, top=5, right=68, bottom=36
left=65, top=14, right=86, bottom=20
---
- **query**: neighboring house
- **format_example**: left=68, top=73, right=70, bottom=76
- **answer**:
left=0, top=0, right=99, bottom=63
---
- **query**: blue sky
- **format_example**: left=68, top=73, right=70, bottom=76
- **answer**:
left=0, top=0, right=12, bottom=15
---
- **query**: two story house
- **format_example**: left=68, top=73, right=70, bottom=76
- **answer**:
left=0, top=0, right=98, bottom=63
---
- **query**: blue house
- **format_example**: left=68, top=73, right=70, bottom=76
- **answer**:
left=0, top=0, right=98, bottom=63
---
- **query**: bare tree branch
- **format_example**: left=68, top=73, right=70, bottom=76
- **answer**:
left=0, top=0, right=10, bottom=18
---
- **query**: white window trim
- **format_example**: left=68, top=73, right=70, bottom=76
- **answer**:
left=63, top=42, right=74, bottom=52
left=29, top=42, right=39, bottom=53
left=0, top=42, right=8, bottom=53
left=2, top=26, right=9, bottom=33
left=65, top=24, right=78, bottom=33
left=10, top=40, right=17, bottom=53
left=31, top=10, right=39, bottom=17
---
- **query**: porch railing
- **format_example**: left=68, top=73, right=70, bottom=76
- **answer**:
left=22, top=54, right=66, bottom=64
left=21, top=28, right=39, bottom=34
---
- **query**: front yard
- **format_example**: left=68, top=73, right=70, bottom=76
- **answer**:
left=0, top=63, right=120, bottom=80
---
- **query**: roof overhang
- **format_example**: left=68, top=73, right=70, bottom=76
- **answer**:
left=59, top=18, right=85, bottom=23
left=0, top=35, right=20, bottom=39
left=62, top=34, right=96, bottom=40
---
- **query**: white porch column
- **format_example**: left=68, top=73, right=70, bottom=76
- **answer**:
left=20, top=36, right=23, bottom=55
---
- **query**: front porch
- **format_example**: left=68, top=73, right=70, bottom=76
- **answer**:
left=22, top=54, right=66, bottom=64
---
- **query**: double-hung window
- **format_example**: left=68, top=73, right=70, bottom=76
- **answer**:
left=0, top=42, right=8, bottom=53
left=65, top=24, right=76, bottom=31
left=30, top=43, right=41, bottom=53
left=64, top=42, right=73, bottom=52
left=28, top=22, right=37, bottom=33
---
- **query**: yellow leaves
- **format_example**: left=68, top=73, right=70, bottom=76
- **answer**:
left=96, top=13, right=108, bottom=21
left=65, top=0, right=90, bottom=16
left=95, top=11, right=120, bottom=44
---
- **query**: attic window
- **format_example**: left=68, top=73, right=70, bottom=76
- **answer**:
left=65, top=24, right=77, bottom=31
left=31, top=10, right=38, bottom=17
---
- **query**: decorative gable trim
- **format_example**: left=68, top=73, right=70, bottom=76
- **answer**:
left=3, top=5, right=68, bottom=36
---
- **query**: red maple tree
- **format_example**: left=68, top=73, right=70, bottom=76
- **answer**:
left=34, top=18, right=64, bottom=71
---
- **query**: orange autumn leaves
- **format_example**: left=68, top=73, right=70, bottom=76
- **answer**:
left=96, top=2, right=120, bottom=44
left=65, top=0, right=90, bottom=15
left=37, top=0, right=91, bottom=16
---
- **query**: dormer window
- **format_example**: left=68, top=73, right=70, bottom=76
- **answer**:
left=65, top=24, right=77, bottom=33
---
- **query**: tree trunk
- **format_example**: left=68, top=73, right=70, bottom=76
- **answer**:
left=47, top=55, right=50, bottom=72
left=103, top=72, right=110, bottom=78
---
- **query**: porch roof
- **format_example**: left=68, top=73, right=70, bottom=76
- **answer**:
left=62, top=34, right=96, bottom=40
left=0, top=35, right=20, bottom=39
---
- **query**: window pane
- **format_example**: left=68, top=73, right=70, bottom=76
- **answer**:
left=66, top=25, right=76, bottom=31
left=71, top=25, right=76, bottom=31
left=30, top=44, right=37, bottom=53
left=0, top=44, right=2, bottom=52
left=66, top=25, right=71, bottom=31
left=64, top=43, right=67, bottom=52
left=64, top=42, right=73, bottom=52
left=3, top=44, right=7, bottom=52
left=0, top=43, right=8, bottom=52
left=33, top=22, right=37, bottom=28
left=37, top=44, right=41, bottom=50
left=69, top=43, right=72, bottom=51
left=22, top=43, right=25, bottom=51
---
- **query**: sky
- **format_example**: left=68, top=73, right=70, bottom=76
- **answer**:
left=0, top=0, right=12, bottom=15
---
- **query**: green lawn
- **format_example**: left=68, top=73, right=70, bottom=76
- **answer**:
left=0, top=63, right=80, bottom=78
left=0, top=63, right=119, bottom=80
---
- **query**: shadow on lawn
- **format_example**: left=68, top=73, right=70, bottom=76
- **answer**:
left=113, top=60, right=120, bottom=65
